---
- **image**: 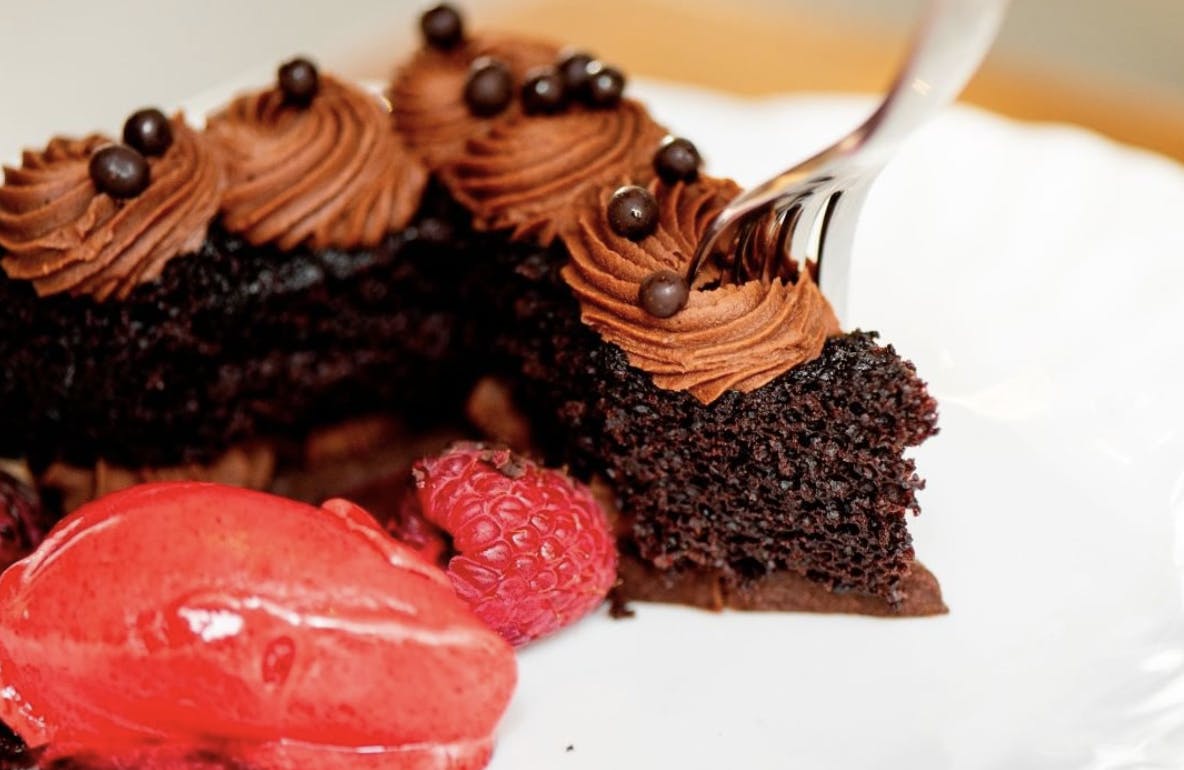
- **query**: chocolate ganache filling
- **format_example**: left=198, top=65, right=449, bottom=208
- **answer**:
left=0, top=118, right=223, bottom=301
left=206, top=75, right=427, bottom=250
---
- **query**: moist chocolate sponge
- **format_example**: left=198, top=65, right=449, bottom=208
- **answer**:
left=0, top=184, right=489, bottom=471
left=491, top=244, right=940, bottom=606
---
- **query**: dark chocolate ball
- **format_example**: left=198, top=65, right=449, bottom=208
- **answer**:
left=585, top=64, right=625, bottom=108
left=278, top=57, right=319, bottom=106
left=89, top=145, right=150, bottom=199
left=464, top=58, right=513, bottom=117
left=122, top=108, right=173, bottom=157
left=557, top=51, right=595, bottom=96
left=521, top=67, right=567, bottom=115
left=654, top=137, right=701, bottom=183
left=607, top=185, right=659, bottom=240
left=638, top=269, right=690, bottom=318
left=420, top=4, right=464, bottom=49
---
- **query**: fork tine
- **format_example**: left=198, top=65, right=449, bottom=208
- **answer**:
left=815, top=181, right=874, bottom=320
left=786, top=188, right=835, bottom=270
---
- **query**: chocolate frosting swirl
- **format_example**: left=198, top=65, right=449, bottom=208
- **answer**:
left=390, top=35, right=561, bottom=170
left=206, top=76, right=426, bottom=251
left=0, top=118, right=223, bottom=300
left=440, top=100, right=668, bottom=244
left=561, top=177, right=840, bottom=404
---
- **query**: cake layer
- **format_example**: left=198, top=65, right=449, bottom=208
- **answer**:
left=0, top=184, right=482, bottom=471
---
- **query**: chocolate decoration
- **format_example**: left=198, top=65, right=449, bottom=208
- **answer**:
left=585, top=63, right=625, bottom=108
left=278, top=58, right=319, bottom=106
left=557, top=51, right=595, bottom=96
left=638, top=269, right=690, bottom=318
left=521, top=67, right=567, bottom=115
left=654, top=137, right=701, bottom=183
left=122, top=108, right=173, bottom=157
left=420, top=4, right=464, bottom=50
left=464, top=58, right=513, bottom=117
left=607, top=185, right=658, bottom=240
left=88, top=145, right=150, bottom=199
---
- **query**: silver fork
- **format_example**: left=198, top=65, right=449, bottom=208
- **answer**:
left=687, top=0, right=1010, bottom=322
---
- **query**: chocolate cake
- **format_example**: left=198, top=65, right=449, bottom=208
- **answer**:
left=0, top=7, right=943, bottom=617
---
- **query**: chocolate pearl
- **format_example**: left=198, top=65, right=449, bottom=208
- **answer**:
left=638, top=269, right=690, bottom=318
left=122, top=108, right=173, bottom=157
left=464, top=58, right=513, bottom=117
left=89, top=145, right=150, bottom=199
left=521, top=67, right=567, bottom=115
left=557, top=51, right=595, bottom=96
left=278, top=57, right=319, bottom=106
left=607, top=185, right=658, bottom=240
left=654, top=137, right=701, bottom=183
left=585, top=63, right=625, bottom=108
left=420, top=4, right=464, bottom=49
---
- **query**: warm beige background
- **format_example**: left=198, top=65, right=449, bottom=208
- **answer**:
left=1, top=0, right=1182, bottom=160
left=484, top=0, right=1184, bottom=161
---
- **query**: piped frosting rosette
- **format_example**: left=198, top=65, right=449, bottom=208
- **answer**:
left=391, top=35, right=562, bottom=169
left=561, top=177, right=840, bottom=404
left=440, top=100, right=667, bottom=244
left=206, top=75, right=428, bottom=251
left=0, top=118, right=223, bottom=300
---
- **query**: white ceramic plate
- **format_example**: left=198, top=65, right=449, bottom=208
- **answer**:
left=5, top=78, right=1183, bottom=769
left=493, top=82, right=1184, bottom=770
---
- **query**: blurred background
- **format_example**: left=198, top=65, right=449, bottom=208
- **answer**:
left=1, top=0, right=1181, bottom=160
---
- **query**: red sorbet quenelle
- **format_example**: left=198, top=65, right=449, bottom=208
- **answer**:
left=0, top=482, right=516, bottom=770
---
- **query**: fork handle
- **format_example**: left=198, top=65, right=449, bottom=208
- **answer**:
left=817, top=0, right=1009, bottom=319
left=851, top=0, right=1011, bottom=168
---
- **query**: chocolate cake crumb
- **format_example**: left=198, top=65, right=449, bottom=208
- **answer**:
left=0, top=722, right=37, bottom=770
left=608, top=587, right=637, bottom=619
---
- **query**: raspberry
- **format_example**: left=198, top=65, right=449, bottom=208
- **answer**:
left=413, top=443, right=617, bottom=646
left=0, top=470, right=47, bottom=572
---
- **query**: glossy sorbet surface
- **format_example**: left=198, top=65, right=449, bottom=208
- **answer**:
left=0, top=482, right=516, bottom=770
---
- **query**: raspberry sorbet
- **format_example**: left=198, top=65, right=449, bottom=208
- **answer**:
left=0, top=482, right=516, bottom=770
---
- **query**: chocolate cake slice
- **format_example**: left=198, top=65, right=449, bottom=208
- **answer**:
left=0, top=8, right=942, bottom=618
left=386, top=22, right=944, bottom=615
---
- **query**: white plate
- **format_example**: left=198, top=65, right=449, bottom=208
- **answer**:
left=5, top=77, right=1184, bottom=768
left=493, top=82, right=1184, bottom=770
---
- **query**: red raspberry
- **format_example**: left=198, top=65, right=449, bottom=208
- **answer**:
left=413, top=443, right=617, bottom=646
